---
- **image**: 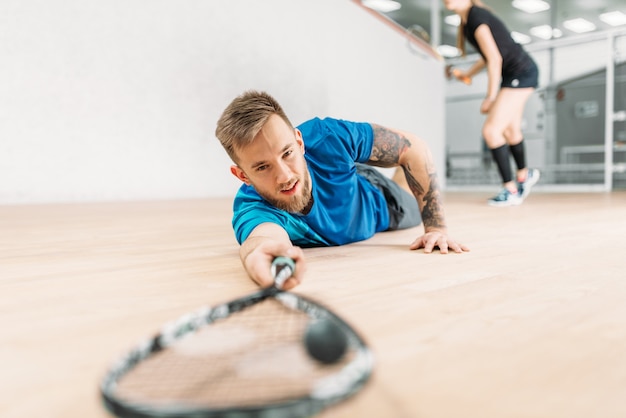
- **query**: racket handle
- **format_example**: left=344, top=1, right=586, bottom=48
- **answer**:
left=452, top=68, right=471, bottom=85
left=271, top=256, right=295, bottom=289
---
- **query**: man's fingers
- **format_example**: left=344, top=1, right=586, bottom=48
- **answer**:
left=411, top=234, right=469, bottom=254
left=281, top=277, right=300, bottom=290
left=410, top=237, right=425, bottom=251
left=423, top=236, right=437, bottom=253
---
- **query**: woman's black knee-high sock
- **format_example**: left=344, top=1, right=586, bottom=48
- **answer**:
left=490, top=144, right=513, bottom=184
left=509, top=140, right=527, bottom=172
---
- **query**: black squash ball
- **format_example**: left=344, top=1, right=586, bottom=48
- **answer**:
left=304, top=318, right=348, bottom=364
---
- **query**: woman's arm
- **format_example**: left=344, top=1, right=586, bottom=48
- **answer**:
left=474, top=24, right=503, bottom=112
left=465, top=57, right=486, bottom=79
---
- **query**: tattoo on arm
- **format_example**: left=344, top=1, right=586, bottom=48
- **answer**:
left=370, top=124, right=447, bottom=230
left=402, top=165, right=447, bottom=230
left=422, top=172, right=447, bottom=229
left=369, top=125, right=411, bottom=167
left=401, top=165, right=424, bottom=196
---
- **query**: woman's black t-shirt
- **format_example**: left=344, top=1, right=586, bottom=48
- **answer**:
left=464, top=6, right=534, bottom=76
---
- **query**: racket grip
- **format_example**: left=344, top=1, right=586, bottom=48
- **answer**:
left=271, top=256, right=296, bottom=289
left=452, top=68, right=471, bottom=85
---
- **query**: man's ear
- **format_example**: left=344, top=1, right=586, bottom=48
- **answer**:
left=230, top=165, right=251, bottom=185
left=295, top=128, right=305, bottom=154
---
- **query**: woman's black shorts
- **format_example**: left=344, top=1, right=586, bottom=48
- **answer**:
left=501, top=60, right=539, bottom=89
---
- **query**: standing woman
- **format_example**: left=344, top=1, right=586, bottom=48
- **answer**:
left=445, top=0, right=540, bottom=206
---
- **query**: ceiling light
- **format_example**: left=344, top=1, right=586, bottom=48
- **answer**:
left=599, top=11, right=626, bottom=27
left=362, top=0, right=401, bottom=13
left=511, top=0, right=550, bottom=14
left=530, top=24, right=554, bottom=40
left=444, top=14, right=461, bottom=26
left=563, top=18, right=596, bottom=34
left=436, top=44, right=461, bottom=58
left=511, top=31, right=531, bottom=45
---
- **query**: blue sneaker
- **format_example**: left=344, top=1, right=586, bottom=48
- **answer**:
left=518, top=169, right=540, bottom=200
left=487, top=188, right=522, bottom=207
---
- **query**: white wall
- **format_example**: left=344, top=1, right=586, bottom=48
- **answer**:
left=0, top=0, right=445, bottom=204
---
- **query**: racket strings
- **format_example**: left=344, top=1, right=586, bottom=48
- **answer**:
left=114, top=298, right=352, bottom=408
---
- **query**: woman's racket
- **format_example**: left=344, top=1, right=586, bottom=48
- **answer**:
left=452, top=68, right=472, bottom=85
left=100, top=257, right=374, bottom=418
left=445, top=65, right=472, bottom=85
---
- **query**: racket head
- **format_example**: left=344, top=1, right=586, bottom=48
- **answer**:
left=100, top=291, right=373, bottom=418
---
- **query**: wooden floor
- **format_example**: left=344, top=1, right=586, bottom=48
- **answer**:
left=2, top=191, right=626, bottom=418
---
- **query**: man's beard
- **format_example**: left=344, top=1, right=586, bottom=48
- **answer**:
left=261, top=174, right=312, bottom=214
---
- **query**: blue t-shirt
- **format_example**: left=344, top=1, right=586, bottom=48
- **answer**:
left=232, top=117, right=389, bottom=247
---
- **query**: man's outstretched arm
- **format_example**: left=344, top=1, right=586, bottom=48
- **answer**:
left=240, top=222, right=306, bottom=289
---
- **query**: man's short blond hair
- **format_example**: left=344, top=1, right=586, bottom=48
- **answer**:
left=215, top=90, right=294, bottom=163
